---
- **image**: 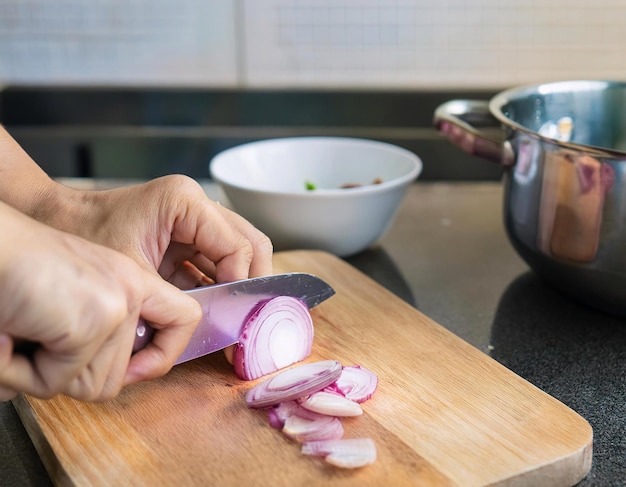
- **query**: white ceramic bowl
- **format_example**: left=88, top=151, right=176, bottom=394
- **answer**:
left=209, top=137, right=422, bottom=257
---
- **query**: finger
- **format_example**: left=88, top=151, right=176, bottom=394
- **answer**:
left=0, top=312, right=121, bottom=399
left=158, top=245, right=218, bottom=285
left=167, top=260, right=212, bottom=290
left=182, top=204, right=256, bottom=283
left=0, top=352, right=55, bottom=399
left=63, top=315, right=137, bottom=401
left=0, top=385, right=17, bottom=402
left=147, top=179, right=256, bottom=282
left=0, top=334, right=12, bottom=368
left=0, top=335, right=18, bottom=400
left=156, top=242, right=201, bottom=282
left=0, top=333, right=67, bottom=399
left=160, top=179, right=272, bottom=282
left=185, top=253, right=217, bottom=282
left=166, top=259, right=201, bottom=289
left=213, top=205, right=274, bottom=278
left=124, top=275, right=202, bottom=385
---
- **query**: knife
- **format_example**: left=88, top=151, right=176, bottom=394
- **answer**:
left=133, top=272, right=335, bottom=365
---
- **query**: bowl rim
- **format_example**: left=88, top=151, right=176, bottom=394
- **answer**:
left=209, top=136, right=423, bottom=196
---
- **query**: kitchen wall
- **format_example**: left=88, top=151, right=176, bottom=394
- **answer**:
left=1, top=0, right=625, bottom=90
left=2, top=0, right=625, bottom=181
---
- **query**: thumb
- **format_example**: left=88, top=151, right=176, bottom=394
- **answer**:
left=124, top=273, right=202, bottom=384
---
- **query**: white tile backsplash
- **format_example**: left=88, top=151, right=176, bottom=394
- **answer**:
left=242, top=0, right=626, bottom=89
left=0, top=0, right=238, bottom=86
left=1, top=0, right=625, bottom=89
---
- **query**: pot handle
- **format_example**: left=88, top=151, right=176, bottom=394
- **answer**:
left=433, top=100, right=514, bottom=166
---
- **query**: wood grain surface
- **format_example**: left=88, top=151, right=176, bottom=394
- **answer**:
left=13, top=250, right=592, bottom=487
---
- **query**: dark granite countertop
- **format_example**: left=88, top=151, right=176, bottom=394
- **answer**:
left=1, top=180, right=624, bottom=486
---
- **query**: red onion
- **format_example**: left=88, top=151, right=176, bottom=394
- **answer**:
left=267, top=400, right=327, bottom=429
left=298, top=391, right=363, bottom=417
left=282, top=413, right=344, bottom=442
left=233, top=296, right=314, bottom=380
left=325, top=365, right=378, bottom=403
left=267, top=409, right=284, bottom=430
left=237, top=314, right=379, bottom=469
left=267, top=400, right=300, bottom=429
left=301, top=438, right=377, bottom=468
left=245, top=360, right=343, bottom=409
left=267, top=400, right=349, bottom=441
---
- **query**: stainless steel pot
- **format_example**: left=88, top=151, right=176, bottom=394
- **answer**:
left=434, top=80, right=626, bottom=317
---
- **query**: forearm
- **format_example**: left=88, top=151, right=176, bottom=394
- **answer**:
left=0, top=125, right=88, bottom=230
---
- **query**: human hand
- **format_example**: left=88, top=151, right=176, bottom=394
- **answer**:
left=0, top=202, right=201, bottom=402
left=0, top=127, right=272, bottom=284
left=43, top=175, right=273, bottom=288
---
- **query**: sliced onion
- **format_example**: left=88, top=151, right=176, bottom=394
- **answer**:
left=233, top=296, right=313, bottom=381
left=298, top=391, right=363, bottom=417
left=301, top=438, right=377, bottom=468
left=267, top=409, right=283, bottom=430
left=268, top=398, right=345, bottom=429
left=325, top=365, right=378, bottom=403
left=282, top=414, right=344, bottom=442
left=243, top=359, right=379, bottom=468
left=267, top=400, right=300, bottom=429
left=245, top=360, right=343, bottom=409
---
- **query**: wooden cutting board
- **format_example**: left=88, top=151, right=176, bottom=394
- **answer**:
left=13, top=250, right=592, bottom=487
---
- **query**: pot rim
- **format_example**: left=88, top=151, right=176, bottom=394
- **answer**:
left=488, top=79, right=626, bottom=158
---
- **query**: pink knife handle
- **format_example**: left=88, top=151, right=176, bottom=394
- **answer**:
left=133, top=319, right=155, bottom=353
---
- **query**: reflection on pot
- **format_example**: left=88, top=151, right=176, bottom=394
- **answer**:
left=502, top=134, right=625, bottom=315
left=538, top=152, right=615, bottom=262
left=510, top=135, right=541, bottom=228
left=538, top=116, right=574, bottom=142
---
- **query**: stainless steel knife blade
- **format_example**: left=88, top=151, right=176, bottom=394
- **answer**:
left=133, top=272, right=335, bottom=364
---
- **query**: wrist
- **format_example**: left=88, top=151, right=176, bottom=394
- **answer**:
left=31, top=182, right=95, bottom=235
left=0, top=126, right=86, bottom=227
left=0, top=173, right=62, bottom=223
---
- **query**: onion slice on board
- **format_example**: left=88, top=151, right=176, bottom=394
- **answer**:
left=245, top=360, right=343, bottom=409
left=233, top=296, right=314, bottom=380
left=301, top=438, right=377, bottom=468
left=282, top=414, right=344, bottom=442
left=299, top=391, right=363, bottom=417
left=267, top=401, right=300, bottom=429
left=325, top=365, right=378, bottom=403
left=268, top=400, right=338, bottom=429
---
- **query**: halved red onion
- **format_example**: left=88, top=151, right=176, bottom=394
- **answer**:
left=233, top=296, right=313, bottom=381
left=282, top=413, right=344, bottom=442
left=325, top=365, right=378, bottom=403
left=301, top=438, right=377, bottom=468
left=298, top=391, right=363, bottom=417
left=245, top=360, right=343, bottom=409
